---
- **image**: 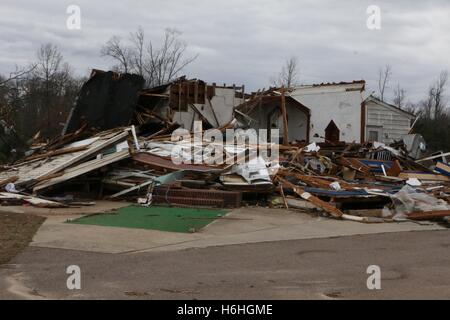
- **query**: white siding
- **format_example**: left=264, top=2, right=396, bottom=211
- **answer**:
left=365, top=100, right=413, bottom=144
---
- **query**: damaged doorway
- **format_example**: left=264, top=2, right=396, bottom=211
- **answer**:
left=325, top=120, right=340, bottom=143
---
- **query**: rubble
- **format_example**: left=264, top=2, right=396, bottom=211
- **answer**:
left=1, top=69, right=450, bottom=226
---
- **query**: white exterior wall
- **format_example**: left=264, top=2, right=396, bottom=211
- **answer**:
left=290, top=83, right=364, bottom=143
left=277, top=104, right=308, bottom=142
left=365, top=99, right=414, bottom=144
left=246, top=102, right=308, bottom=143
left=210, top=88, right=243, bottom=126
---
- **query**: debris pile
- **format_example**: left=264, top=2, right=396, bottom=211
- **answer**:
left=1, top=70, right=449, bottom=225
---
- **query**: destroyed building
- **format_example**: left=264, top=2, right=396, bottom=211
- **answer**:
left=0, top=69, right=449, bottom=225
left=137, top=77, right=245, bottom=131
left=235, top=81, right=418, bottom=146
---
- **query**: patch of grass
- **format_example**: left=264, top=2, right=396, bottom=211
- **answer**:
left=0, top=212, right=45, bottom=265
left=69, top=205, right=227, bottom=233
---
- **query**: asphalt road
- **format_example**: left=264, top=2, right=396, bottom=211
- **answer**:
left=1, top=230, right=449, bottom=299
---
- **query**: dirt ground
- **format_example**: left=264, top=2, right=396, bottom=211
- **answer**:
left=0, top=212, right=45, bottom=265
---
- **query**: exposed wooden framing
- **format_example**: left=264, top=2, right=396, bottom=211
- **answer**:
left=360, top=101, right=366, bottom=143
left=280, top=86, right=289, bottom=145
left=407, top=210, right=450, bottom=220
left=139, top=93, right=169, bottom=98
left=194, top=81, right=199, bottom=104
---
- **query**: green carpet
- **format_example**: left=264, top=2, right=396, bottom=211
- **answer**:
left=69, top=205, right=227, bottom=233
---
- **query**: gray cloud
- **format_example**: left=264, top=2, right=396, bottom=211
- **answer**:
left=0, top=0, right=449, bottom=103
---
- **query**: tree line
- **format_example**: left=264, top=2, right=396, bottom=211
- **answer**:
left=0, top=28, right=197, bottom=143
left=0, top=43, right=83, bottom=141
left=375, top=64, right=449, bottom=151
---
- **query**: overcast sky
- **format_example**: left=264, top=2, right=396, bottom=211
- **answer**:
left=1, top=0, right=449, bottom=103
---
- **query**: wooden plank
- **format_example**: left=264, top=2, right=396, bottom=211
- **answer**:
left=33, top=150, right=130, bottom=192
left=108, top=179, right=154, bottom=199
left=387, top=160, right=402, bottom=177
left=280, top=87, right=289, bottom=145
left=0, top=176, right=18, bottom=188
left=408, top=210, right=450, bottom=220
left=0, top=192, right=67, bottom=208
left=340, top=157, right=371, bottom=175
left=398, top=172, right=449, bottom=182
left=34, top=130, right=130, bottom=181
left=278, top=185, right=289, bottom=209
left=21, top=145, right=89, bottom=162
left=436, top=162, right=450, bottom=177
left=277, top=177, right=343, bottom=218
left=416, top=152, right=450, bottom=163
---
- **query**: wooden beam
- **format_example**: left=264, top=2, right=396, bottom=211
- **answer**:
left=277, top=177, right=343, bottom=218
left=280, top=86, right=289, bottom=145
left=0, top=176, right=18, bottom=188
left=408, top=210, right=450, bottom=220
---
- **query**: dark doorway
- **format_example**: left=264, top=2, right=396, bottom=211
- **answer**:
left=325, top=120, right=340, bottom=143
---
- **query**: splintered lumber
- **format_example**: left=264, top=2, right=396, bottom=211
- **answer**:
left=278, top=185, right=289, bottom=209
left=340, top=157, right=371, bottom=175
left=387, top=160, right=402, bottom=177
left=0, top=192, right=67, bottom=208
left=277, top=177, right=343, bottom=218
left=416, top=152, right=450, bottom=163
left=280, top=87, right=289, bottom=146
left=407, top=210, right=450, bottom=220
left=21, top=145, right=89, bottom=162
left=399, top=172, right=449, bottom=182
left=436, top=162, right=450, bottom=177
left=0, top=176, right=18, bottom=188
left=33, top=150, right=130, bottom=192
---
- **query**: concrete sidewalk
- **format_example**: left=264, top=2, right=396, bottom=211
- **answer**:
left=24, top=205, right=446, bottom=254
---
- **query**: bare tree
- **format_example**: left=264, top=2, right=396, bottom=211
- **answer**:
left=145, top=28, right=198, bottom=86
left=432, top=70, right=448, bottom=118
left=0, top=64, right=37, bottom=87
left=393, top=82, right=406, bottom=109
left=271, top=56, right=299, bottom=88
left=377, top=64, right=392, bottom=102
left=101, top=36, right=132, bottom=73
left=130, top=27, right=145, bottom=77
left=420, top=70, right=448, bottom=119
left=28, top=44, right=73, bottom=137
left=101, top=27, right=198, bottom=87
